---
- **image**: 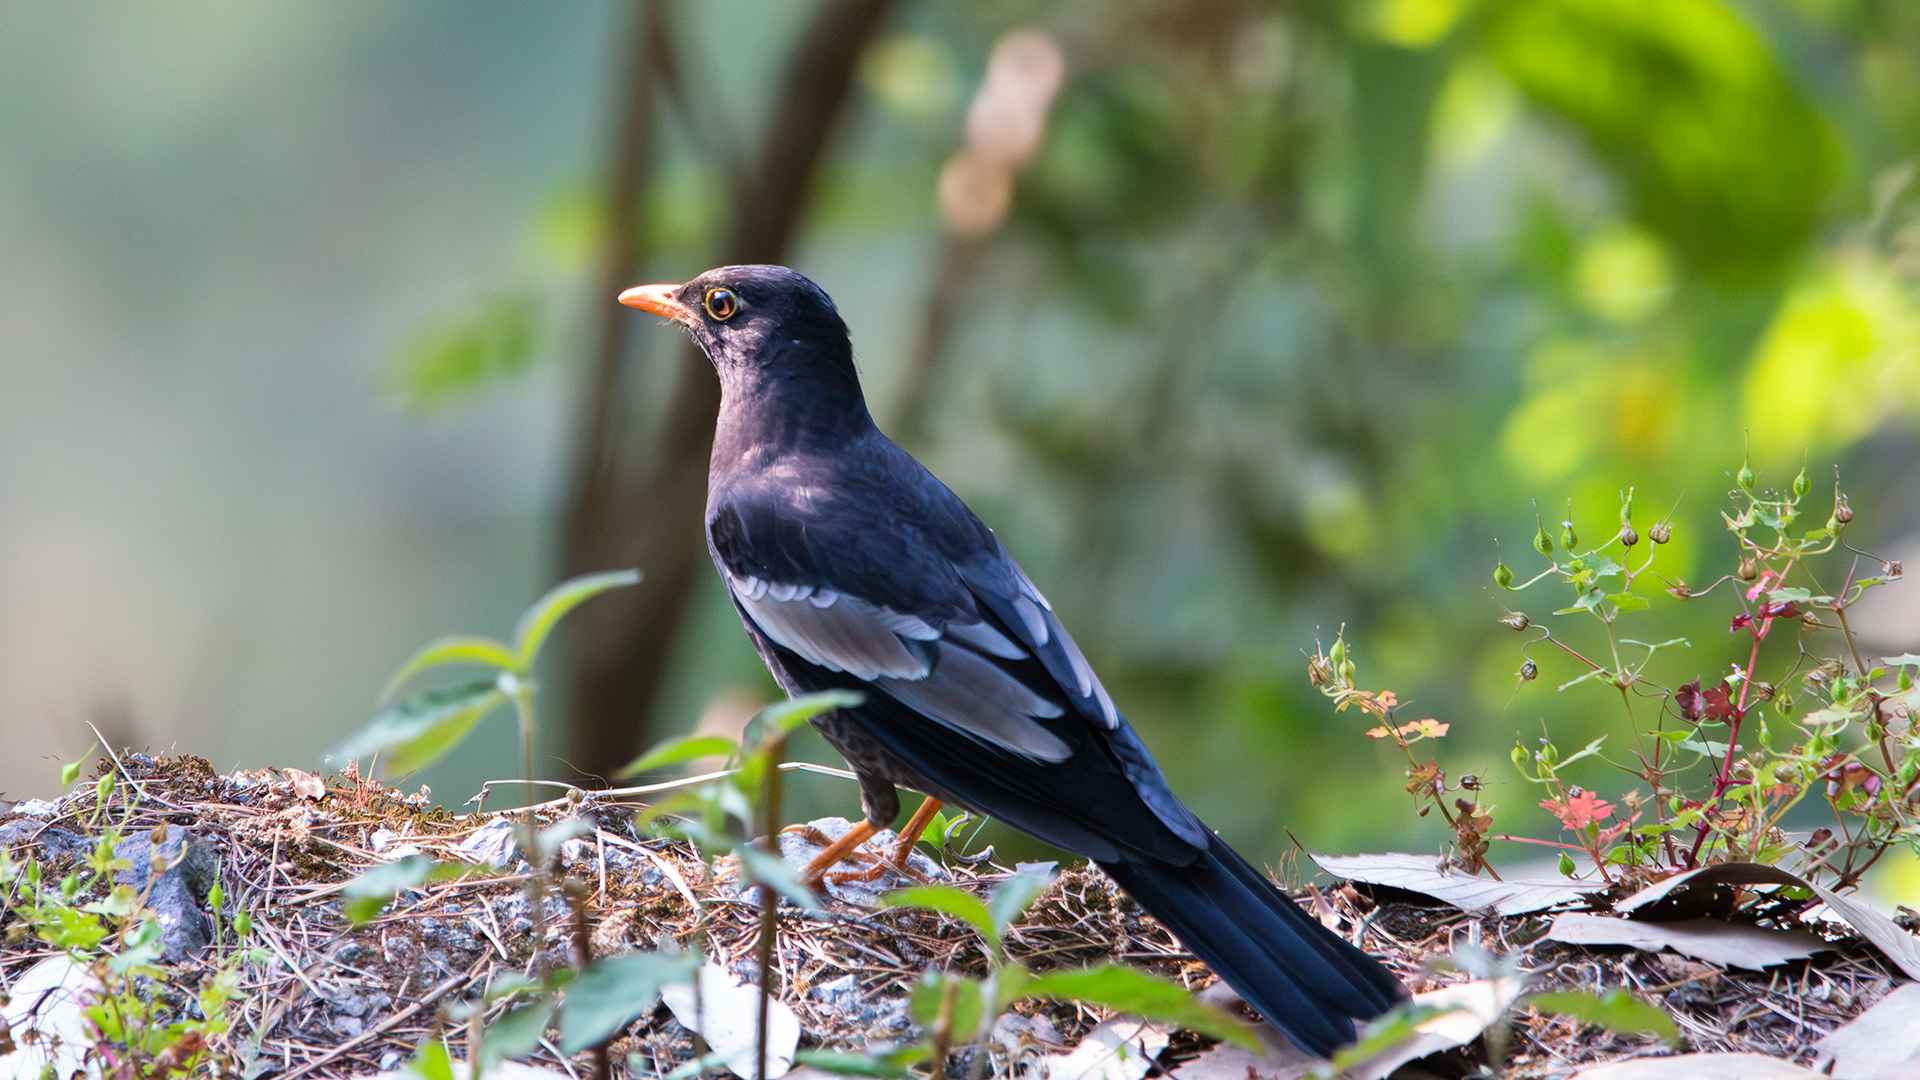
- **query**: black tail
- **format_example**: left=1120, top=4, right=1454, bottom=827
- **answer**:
left=1099, top=833, right=1405, bottom=1057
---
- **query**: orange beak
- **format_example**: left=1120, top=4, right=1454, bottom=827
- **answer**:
left=618, top=283, right=695, bottom=323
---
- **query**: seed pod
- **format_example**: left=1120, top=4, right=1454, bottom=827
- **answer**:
left=1620, top=526, right=1639, bottom=547
left=1519, top=658, right=1538, bottom=682
left=1500, top=611, right=1530, bottom=631
left=1792, top=468, right=1809, bottom=498
left=1460, top=774, right=1482, bottom=791
left=1667, top=580, right=1692, bottom=599
left=1533, top=521, right=1553, bottom=556
left=1308, top=653, right=1331, bottom=687
left=1738, top=557, right=1759, bottom=581
left=1751, top=681, right=1775, bottom=701
left=1561, top=521, right=1578, bottom=550
left=1650, top=520, right=1672, bottom=544
left=1495, top=561, right=1514, bottom=589
left=1834, top=494, right=1852, bottom=524
left=1886, top=560, right=1903, bottom=580
left=1737, top=459, right=1755, bottom=493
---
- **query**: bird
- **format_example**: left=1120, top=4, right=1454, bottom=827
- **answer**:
left=618, top=264, right=1405, bottom=1057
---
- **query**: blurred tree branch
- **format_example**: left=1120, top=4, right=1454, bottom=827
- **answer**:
left=562, top=0, right=896, bottom=784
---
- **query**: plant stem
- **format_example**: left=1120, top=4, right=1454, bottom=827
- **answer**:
left=756, top=736, right=786, bottom=1080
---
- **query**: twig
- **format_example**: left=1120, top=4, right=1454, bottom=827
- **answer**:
left=276, top=964, right=482, bottom=1080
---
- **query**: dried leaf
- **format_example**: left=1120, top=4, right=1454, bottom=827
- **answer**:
left=1615, top=862, right=1920, bottom=980
left=658, top=961, right=801, bottom=1080
left=1546, top=913, right=1833, bottom=970
left=285, top=767, right=326, bottom=800
left=1341, top=978, right=1527, bottom=1080
left=1313, top=852, right=1599, bottom=915
left=1811, top=982, right=1920, bottom=1080
left=1032, top=1018, right=1171, bottom=1080
left=0, top=955, right=100, bottom=1080
left=1569, top=1052, right=1826, bottom=1078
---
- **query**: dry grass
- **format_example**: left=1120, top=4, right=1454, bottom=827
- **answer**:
left=0, top=755, right=1903, bottom=1079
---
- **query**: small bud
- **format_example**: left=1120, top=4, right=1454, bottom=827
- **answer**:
left=1650, top=520, right=1672, bottom=544
left=1751, top=681, right=1775, bottom=701
left=1833, top=494, right=1852, bottom=525
left=1460, top=774, right=1482, bottom=791
left=1533, top=521, right=1553, bottom=556
left=1792, top=468, right=1809, bottom=498
left=1499, top=611, right=1530, bottom=631
left=1738, top=557, right=1759, bottom=581
left=1667, top=579, right=1692, bottom=599
left=1560, top=521, right=1578, bottom=550
left=1308, top=654, right=1331, bottom=687
left=1495, top=561, right=1514, bottom=589
left=1518, top=658, right=1538, bottom=682
left=1737, top=459, right=1755, bottom=493
left=1619, top=526, right=1639, bottom=548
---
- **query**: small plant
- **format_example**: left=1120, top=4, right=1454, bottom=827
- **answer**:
left=1315, top=460, right=1918, bottom=891
left=330, top=568, right=641, bottom=803
left=0, top=767, right=266, bottom=1077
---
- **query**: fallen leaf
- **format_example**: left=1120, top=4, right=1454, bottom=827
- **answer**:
left=1313, top=853, right=1598, bottom=915
left=1345, top=978, right=1527, bottom=1079
left=659, top=961, right=801, bottom=1080
left=1546, top=913, right=1833, bottom=970
left=1615, top=863, right=1920, bottom=980
left=1162, top=1035, right=1318, bottom=1080
left=1569, top=1051, right=1826, bottom=1078
left=0, top=954, right=101, bottom=1080
left=1033, top=1017, right=1171, bottom=1080
left=285, top=767, right=326, bottom=800
left=1811, top=982, right=1920, bottom=1080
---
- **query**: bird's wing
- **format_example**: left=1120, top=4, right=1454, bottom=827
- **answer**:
left=708, top=493, right=1075, bottom=764
left=708, top=475, right=1209, bottom=859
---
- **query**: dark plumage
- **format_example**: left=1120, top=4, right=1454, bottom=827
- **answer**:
left=619, top=264, right=1405, bottom=1057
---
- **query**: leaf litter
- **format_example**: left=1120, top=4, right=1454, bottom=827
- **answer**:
left=0, top=755, right=1912, bottom=1079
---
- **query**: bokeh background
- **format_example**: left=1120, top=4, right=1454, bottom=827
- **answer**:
left=3, top=0, right=1918, bottom=900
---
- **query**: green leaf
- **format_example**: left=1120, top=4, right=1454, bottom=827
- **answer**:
left=792, top=1048, right=931, bottom=1079
left=1329, top=1003, right=1449, bottom=1073
left=528, top=817, right=592, bottom=865
left=742, top=690, right=865, bottom=750
left=1531, top=988, right=1679, bottom=1046
left=482, top=998, right=556, bottom=1067
left=560, top=950, right=699, bottom=1053
left=615, top=735, right=739, bottom=779
left=381, top=635, right=516, bottom=702
left=1606, top=592, right=1650, bottom=612
left=340, top=854, right=471, bottom=925
left=389, top=292, right=542, bottom=415
left=404, top=1037, right=456, bottom=1080
left=332, top=679, right=507, bottom=776
left=910, top=970, right=986, bottom=1043
left=735, top=843, right=823, bottom=910
left=1021, top=964, right=1260, bottom=1051
left=988, top=864, right=1057, bottom=941
left=513, top=569, right=642, bottom=669
left=884, top=884, right=998, bottom=953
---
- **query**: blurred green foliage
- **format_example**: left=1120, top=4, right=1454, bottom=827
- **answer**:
left=407, top=0, right=1920, bottom=868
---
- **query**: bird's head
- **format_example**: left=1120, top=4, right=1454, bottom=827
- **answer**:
left=619, top=265, right=859, bottom=389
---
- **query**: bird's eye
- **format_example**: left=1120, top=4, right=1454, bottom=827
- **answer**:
left=704, top=288, right=739, bottom=321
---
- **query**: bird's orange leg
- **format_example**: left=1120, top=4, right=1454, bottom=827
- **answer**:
left=887, top=797, right=945, bottom=868
left=795, top=820, right=880, bottom=890
left=820, top=797, right=946, bottom=886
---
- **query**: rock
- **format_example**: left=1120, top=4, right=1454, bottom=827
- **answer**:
left=114, top=827, right=219, bottom=962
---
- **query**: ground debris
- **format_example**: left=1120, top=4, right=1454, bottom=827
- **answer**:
left=0, top=755, right=1905, bottom=1079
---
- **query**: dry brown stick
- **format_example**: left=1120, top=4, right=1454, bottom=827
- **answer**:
left=276, top=963, right=482, bottom=1080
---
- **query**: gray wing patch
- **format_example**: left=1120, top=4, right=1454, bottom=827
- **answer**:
left=734, top=578, right=938, bottom=680
left=878, top=641, right=1071, bottom=762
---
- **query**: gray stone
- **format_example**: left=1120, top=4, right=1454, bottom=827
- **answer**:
left=114, top=828, right=219, bottom=963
